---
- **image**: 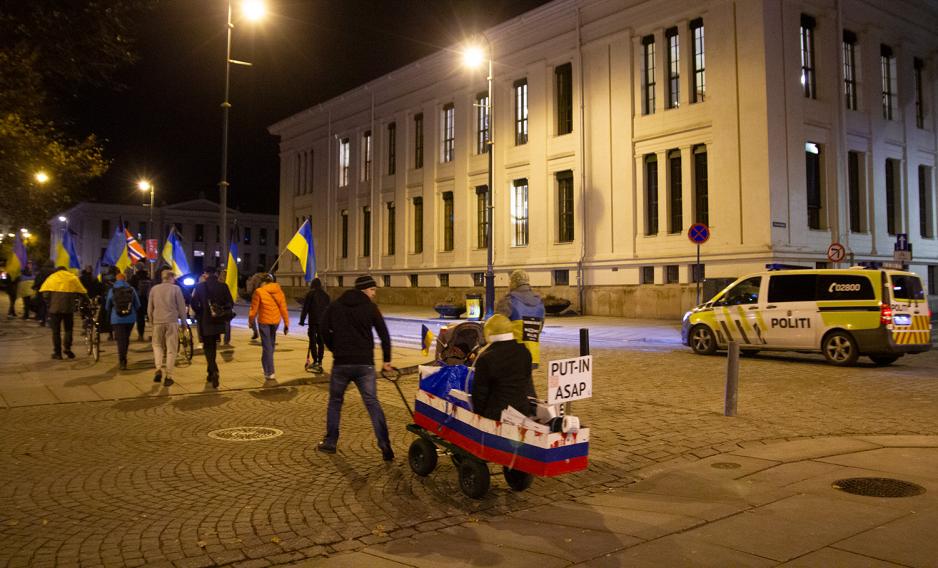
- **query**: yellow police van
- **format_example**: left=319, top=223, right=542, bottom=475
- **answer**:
left=681, top=268, right=932, bottom=366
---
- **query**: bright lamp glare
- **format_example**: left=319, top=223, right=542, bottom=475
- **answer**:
left=58, top=216, right=67, bottom=222
left=137, top=180, right=152, bottom=191
left=34, top=171, right=49, bottom=184
left=182, top=277, right=196, bottom=286
left=242, top=0, right=265, bottom=21
left=463, top=45, right=486, bottom=68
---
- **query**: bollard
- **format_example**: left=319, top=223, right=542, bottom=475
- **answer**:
left=561, top=328, right=590, bottom=417
left=724, top=341, right=739, bottom=416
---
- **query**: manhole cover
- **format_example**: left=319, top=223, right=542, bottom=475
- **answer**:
left=208, top=427, right=283, bottom=441
left=832, top=477, right=926, bottom=498
left=711, top=462, right=742, bottom=469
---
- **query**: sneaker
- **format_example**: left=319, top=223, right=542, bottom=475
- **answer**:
left=211, top=375, right=219, bottom=389
left=154, top=370, right=163, bottom=383
left=316, top=441, right=336, bottom=454
left=382, top=449, right=395, bottom=462
left=313, top=364, right=324, bottom=374
left=51, top=353, right=63, bottom=360
left=119, top=361, right=127, bottom=370
left=163, top=377, right=174, bottom=387
left=64, top=350, right=76, bottom=359
left=267, top=373, right=276, bottom=380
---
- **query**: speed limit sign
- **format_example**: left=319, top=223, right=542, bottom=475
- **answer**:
left=827, top=242, right=846, bottom=263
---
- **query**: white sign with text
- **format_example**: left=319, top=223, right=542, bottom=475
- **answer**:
left=547, top=355, right=593, bottom=404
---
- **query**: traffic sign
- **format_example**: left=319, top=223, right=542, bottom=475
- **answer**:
left=895, top=233, right=910, bottom=251
left=827, top=242, right=846, bottom=263
left=687, top=223, right=710, bottom=245
left=893, top=249, right=912, bottom=262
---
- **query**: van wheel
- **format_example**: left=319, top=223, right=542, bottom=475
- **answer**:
left=869, top=355, right=900, bottom=366
left=822, top=331, right=859, bottom=366
left=689, top=325, right=717, bottom=355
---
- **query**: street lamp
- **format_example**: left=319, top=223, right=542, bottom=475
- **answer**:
left=219, top=0, right=265, bottom=270
left=463, top=39, right=495, bottom=317
left=138, top=179, right=155, bottom=277
left=34, top=171, right=49, bottom=185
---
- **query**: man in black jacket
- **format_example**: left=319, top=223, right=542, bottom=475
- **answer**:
left=299, top=278, right=330, bottom=374
left=317, top=275, right=394, bottom=461
left=191, top=266, right=233, bottom=388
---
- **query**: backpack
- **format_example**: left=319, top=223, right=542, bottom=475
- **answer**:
left=209, top=299, right=234, bottom=322
left=113, top=286, right=135, bottom=317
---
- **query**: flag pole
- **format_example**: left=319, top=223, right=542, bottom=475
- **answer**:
left=269, top=216, right=308, bottom=275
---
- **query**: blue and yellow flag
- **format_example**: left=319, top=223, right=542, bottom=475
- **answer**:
left=103, top=225, right=127, bottom=267
left=421, top=324, right=435, bottom=356
left=226, top=238, right=239, bottom=302
left=7, top=234, right=27, bottom=279
left=286, top=218, right=317, bottom=282
left=161, top=227, right=190, bottom=276
left=54, top=227, right=81, bottom=272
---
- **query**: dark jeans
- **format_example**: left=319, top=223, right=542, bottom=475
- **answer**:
left=307, top=326, right=325, bottom=363
left=113, top=323, right=132, bottom=363
left=324, top=364, right=391, bottom=452
left=258, top=323, right=278, bottom=376
left=224, top=321, right=231, bottom=344
left=6, top=289, right=16, bottom=316
left=203, top=334, right=220, bottom=376
left=135, top=307, right=146, bottom=339
left=36, top=297, right=47, bottom=324
left=49, top=313, right=73, bottom=355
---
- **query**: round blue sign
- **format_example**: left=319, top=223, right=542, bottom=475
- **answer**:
left=687, top=223, right=710, bottom=244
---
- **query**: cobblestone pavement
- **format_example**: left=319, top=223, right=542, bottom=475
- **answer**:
left=1, top=309, right=937, bottom=566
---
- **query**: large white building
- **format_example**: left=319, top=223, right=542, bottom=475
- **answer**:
left=50, top=199, right=279, bottom=275
left=269, top=0, right=938, bottom=317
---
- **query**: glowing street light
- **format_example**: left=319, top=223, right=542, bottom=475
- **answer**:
left=242, top=0, right=265, bottom=21
left=138, top=179, right=156, bottom=276
left=58, top=216, right=67, bottom=222
left=34, top=171, right=49, bottom=184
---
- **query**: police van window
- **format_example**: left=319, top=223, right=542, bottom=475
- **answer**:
left=722, top=277, right=761, bottom=305
left=767, top=275, right=817, bottom=302
left=890, top=275, right=925, bottom=301
left=816, top=275, right=874, bottom=301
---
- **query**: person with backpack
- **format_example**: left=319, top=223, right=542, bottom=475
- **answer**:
left=104, top=273, right=141, bottom=370
left=299, top=277, right=330, bottom=374
left=129, top=264, right=152, bottom=341
left=190, top=266, right=234, bottom=388
left=248, top=274, right=289, bottom=381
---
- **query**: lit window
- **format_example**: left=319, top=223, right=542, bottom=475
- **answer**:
left=881, top=45, right=897, bottom=120
left=338, top=137, right=350, bottom=187
left=641, top=35, right=656, bottom=115
left=800, top=15, right=817, bottom=99
left=690, top=19, right=705, bottom=103
left=441, top=104, right=455, bottom=163
left=514, top=80, right=528, bottom=145
left=666, top=28, right=680, bottom=108
left=511, top=178, right=529, bottom=246
left=843, top=30, right=858, bottom=111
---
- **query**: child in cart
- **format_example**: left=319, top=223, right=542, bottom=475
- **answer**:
left=471, top=314, right=536, bottom=420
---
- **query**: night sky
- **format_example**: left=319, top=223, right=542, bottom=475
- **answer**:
left=72, top=0, right=552, bottom=215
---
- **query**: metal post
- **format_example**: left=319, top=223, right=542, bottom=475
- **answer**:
left=484, top=55, right=495, bottom=318
left=218, top=0, right=233, bottom=272
left=148, top=186, right=155, bottom=279
left=564, top=328, right=589, bottom=416
left=695, top=243, right=701, bottom=305
left=724, top=341, right=739, bottom=416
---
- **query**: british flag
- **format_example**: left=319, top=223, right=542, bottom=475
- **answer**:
left=124, top=227, right=146, bottom=262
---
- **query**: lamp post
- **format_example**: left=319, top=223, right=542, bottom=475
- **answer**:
left=219, top=0, right=265, bottom=270
left=138, top=179, right=155, bottom=277
left=463, top=40, right=495, bottom=317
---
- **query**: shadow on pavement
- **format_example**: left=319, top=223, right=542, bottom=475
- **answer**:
left=170, top=392, right=230, bottom=411
left=111, top=394, right=169, bottom=412
left=64, top=364, right=121, bottom=386
left=248, top=386, right=300, bottom=402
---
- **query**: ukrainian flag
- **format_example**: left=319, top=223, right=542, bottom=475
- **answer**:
left=7, top=234, right=27, bottom=279
left=54, top=227, right=81, bottom=272
left=421, top=324, right=435, bottom=356
left=286, top=218, right=317, bottom=282
left=161, top=227, right=190, bottom=277
left=226, top=239, right=239, bottom=302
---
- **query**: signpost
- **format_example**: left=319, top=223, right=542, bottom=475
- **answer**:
left=687, top=223, right=710, bottom=305
left=893, top=233, right=912, bottom=267
left=827, top=242, right=846, bottom=263
left=548, top=355, right=593, bottom=405
left=146, top=239, right=159, bottom=261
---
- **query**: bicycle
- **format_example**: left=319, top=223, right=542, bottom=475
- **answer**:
left=79, top=297, right=102, bottom=363
left=178, top=318, right=195, bottom=362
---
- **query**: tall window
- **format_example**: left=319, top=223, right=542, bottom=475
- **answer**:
left=848, top=151, right=866, bottom=233
left=386, top=202, right=396, bottom=255
left=920, top=166, right=934, bottom=238
left=514, top=79, right=528, bottom=145
left=641, top=35, right=656, bottom=115
left=338, top=137, right=350, bottom=187
left=413, top=197, right=423, bottom=253
left=101, top=219, right=111, bottom=239
left=666, top=27, right=680, bottom=109
left=243, top=227, right=252, bottom=244
left=693, top=145, right=708, bottom=225
left=442, top=191, right=454, bottom=251
left=441, top=103, right=455, bottom=163
left=800, top=15, right=816, bottom=99
left=914, top=58, right=925, bottom=129
left=885, top=158, right=900, bottom=235
left=511, top=178, right=529, bottom=246
left=361, top=130, right=372, bottom=182
left=806, top=142, right=823, bottom=230
left=690, top=19, right=705, bottom=103
left=881, top=45, right=897, bottom=120
left=644, top=154, right=658, bottom=235
left=387, top=122, right=396, bottom=175
left=476, top=185, right=489, bottom=249
left=362, top=206, right=371, bottom=257
left=555, top=63, right=573, bottom=134
left=668, top=150, right=682, bottom=233
left=195, top=224, right=205, bottom=242
left=843, top=31, right=858, bottom=111
left=340, top=210, right=349, bottom=258
left=476, top=92, right=489, bottom=154
left=557, top=170, right=574, bottom=243
left=414, top=113, right=424, bottom=169
left=259, top=228, right=267, bottom=245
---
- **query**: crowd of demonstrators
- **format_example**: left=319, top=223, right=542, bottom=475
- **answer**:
left=104, top=273, right=140, bottom=370
left=147, top=268, right=187, bottom=387
left=37, top=267, right=87, bottom=359
left=191, top=266, right=233, bottom=389
left=248, top=273, right=289, bottom=381
left=299, top=277, right=330, bottom=374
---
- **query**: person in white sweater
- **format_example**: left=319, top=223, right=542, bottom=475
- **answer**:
left=147, top=269, right=188, bottom=386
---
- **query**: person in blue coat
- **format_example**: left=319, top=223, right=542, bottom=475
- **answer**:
left=105, top=273, right=141, bottom=370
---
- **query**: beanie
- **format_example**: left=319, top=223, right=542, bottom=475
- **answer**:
left=509, top=269, right=530, bottom=290
left=355, top=275, right=377, bottom=290
left=483, top=314, right=514, bottom=342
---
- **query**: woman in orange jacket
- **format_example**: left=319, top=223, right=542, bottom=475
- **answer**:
left=248, top=274, right=290, bottom=380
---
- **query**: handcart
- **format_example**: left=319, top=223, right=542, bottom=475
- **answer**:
left=384, top=322, right=589, bottom=499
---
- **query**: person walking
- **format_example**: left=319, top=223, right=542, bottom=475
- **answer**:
left=129, top=264, right=152, bottom=341
left=299, top=277, right=330, bottom=373
left=248, top=274, right=289, bottom=381
left=147, top=269, right=188, bottom=387
left=1, top=269, right=17, bottom=318
left=104, top=273, right=140, bottom=370
left=33, top=260, right=55, bottom=327
left=317, top=275, right=394, bottom=461
left=245, top=266, right=267, bottom=341
left=38, top=267, right=87, bottom=359
left=190, top=266, right=233, bottom=388
left=495, top=269, right=546, bottom=368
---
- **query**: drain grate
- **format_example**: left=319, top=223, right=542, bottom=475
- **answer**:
left=711, top=462, right=742, bottom=470
left=832, top=477, right=926, bottom=498
left=208, top=426, right=283, bottom=441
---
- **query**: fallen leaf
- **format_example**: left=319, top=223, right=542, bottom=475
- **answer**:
left=270, top=536, right=281, bottom=544
left=197, top=541, right=207, bottom=548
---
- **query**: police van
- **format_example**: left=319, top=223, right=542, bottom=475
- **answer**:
left=681, top=268, right=932, bottom=366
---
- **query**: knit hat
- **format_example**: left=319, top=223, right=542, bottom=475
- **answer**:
left=509, top=269, right=530, bottom=290
left=354, top=275, right=377, bottom=290
left=483, top=314, right=514, bottom=342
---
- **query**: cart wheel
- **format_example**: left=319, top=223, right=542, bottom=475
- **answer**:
left=451, top=453, right=463, bottom=468
left=408, top=438, right=438, bottom=476
left=91, top=329, right=100, bottom=363
left=502, top=467, right=534, bottom=492
left=458, top=458, right=490, bottom=499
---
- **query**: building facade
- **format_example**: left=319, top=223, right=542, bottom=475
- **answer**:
left=50, top=199, right=279, bottom=275
left=269, top=0, right=938, bottom=317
